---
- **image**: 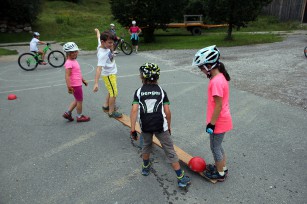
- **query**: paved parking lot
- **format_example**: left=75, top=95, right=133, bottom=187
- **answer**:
left=0, top=32, right=306, bottom=203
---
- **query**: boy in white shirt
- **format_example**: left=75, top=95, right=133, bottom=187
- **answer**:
left=29, top=32, right=47, bottom=65
left=93, top=28, right=122, bottom=118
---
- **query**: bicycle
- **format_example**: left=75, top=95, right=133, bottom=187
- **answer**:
left=18, top=43, right=66, bottom=71
left=304, top=47, right=307, bottom=58
left=114, top=38, right=133, bottom=55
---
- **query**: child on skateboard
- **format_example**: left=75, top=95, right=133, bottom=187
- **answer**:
left=93, top=28, right=122, bottom=118
left=192, top=45, right=233, bottom=182
left=130, top=63, right=191, bottom=188
left=62, top=42, right=90, bottom=122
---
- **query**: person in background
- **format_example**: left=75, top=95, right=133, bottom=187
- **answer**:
left=128, top=20, right=142, bottom=53
left=109, top=23, right=120, bottom=54
left=29, top=32, right=47, bottom=65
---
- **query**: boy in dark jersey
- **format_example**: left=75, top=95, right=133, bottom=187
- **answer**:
left=130, top=62, right=191, bottom=188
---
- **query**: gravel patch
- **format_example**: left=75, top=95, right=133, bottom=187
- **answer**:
left=138, top=31, right=307, bottom=110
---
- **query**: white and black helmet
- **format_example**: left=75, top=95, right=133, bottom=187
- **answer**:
left=33, top=32, right=40, bottom=37
left=63, top=42, right=79, bottom=52
left=192, top=45, right=220, bottom=67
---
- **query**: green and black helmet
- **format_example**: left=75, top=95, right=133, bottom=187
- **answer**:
left=139, top=63, right=160, bottom=81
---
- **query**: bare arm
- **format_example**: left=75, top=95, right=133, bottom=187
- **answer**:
left=93, top=66, right=102, bottom=92
left=163, top=104, right=171, bottom=132
left=210, top=96, right=223, bottom=125
left=130, top=104, right=139, bottom=132
left=65, top=69, right=73, bottom=93
left=94, top=28, right=100, bottom=39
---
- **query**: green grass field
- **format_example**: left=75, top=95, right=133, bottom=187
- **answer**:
left=0, top=0, right=305, bottom=55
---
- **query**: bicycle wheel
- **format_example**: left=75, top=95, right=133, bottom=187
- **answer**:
left=48, top=50, right=65, bottom=68
left=18, top=53, right=38, bottom=71
left=304, top=47, right=307, bottom=58
left=120, top=41, right=133, bottom=55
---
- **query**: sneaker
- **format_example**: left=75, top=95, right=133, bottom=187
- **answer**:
left=102, top=105, right=119, bottom=112
left=206, top=164, right=228, bottom=176
left=63, top=112, right=74, bottom=121
left=141, top=162, right=152, bottom=176
left=108, top=111, right=122, bottom=118
left=177, top=173, right=191, bottom=188
left=39, top=61, right=47, bottom=65
left=77, top=115, right=90, bottom=122
left=114, top=50, right=119, bottom=54
left=204, top=170, right=225, bottom=182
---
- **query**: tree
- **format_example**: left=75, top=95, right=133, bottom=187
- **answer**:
left=110, top=0, right=188, bottom=43
left=1, top=0, right=42, bottom=24
left=205, top=0, right=272, bottom=40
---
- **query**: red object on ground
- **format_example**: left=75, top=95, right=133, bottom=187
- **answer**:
left=7, top=94, right=17, bottom=100
left=188, top=156, right=206, bottom=172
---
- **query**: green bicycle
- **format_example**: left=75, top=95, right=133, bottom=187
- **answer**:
left=18, top=43, right=66, bottom=71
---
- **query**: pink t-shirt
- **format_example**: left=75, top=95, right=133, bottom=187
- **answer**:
left=206, top=73, right=233, bottom=134
left=129, top=26, right=140, bottom=33
left=64, top=59, right=82, bottom=87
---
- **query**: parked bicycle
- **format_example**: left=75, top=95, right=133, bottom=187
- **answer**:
left=18, top=43, right=65, bottom=71
left=114, top=38, right=133, bottom=55
left=304, top=47, right=307, bottom=58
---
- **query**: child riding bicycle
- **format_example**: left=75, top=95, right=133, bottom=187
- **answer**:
left=29, top=32, right=47, bottom=65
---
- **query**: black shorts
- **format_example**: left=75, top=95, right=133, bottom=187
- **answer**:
left=131, top=38, right=139, bottom=46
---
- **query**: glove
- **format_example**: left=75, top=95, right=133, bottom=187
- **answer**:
left=130, top=131, right=138, bottom=140
left=82, top=79, right=88, bottom=86
left=47, top=43, right=50, bottom=46
left=206, top=123, right=215, bottom=134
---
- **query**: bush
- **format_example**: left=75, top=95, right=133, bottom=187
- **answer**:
left=1, top=0, right=42, bottom=24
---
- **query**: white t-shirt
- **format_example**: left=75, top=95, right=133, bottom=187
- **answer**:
left=97, top=39, right=117, bottom=76
left=30, top=38, right=39, bottom=52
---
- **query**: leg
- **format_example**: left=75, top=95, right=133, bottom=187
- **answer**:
left=108, top=96, right=116, bottom=114
left=141, top=132, right=153, bottom=176
left=68, top=100, right=77, bottom=112
left=206, top=133, right=226, bottom=181
left=103, top=75, right=122, bottom=117
left=104, top=93, right=110, bottom=108
left=76, top=101, right=83, bottom=115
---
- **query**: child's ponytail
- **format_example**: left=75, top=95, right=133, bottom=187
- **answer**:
left=218, top=62, right=231, bottom=81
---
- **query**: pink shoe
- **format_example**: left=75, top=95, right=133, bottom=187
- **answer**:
left=77, top=115, right=90, bottom=122
left=63, top=112, right=74, bottom=121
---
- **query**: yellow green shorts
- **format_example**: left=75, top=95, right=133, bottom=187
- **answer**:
left=102, top=74, right=118, bottom=97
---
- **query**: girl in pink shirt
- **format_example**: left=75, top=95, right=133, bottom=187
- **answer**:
left=192, top=45, right=232, bottom=181
left=62, top=42, right=90, bottom=122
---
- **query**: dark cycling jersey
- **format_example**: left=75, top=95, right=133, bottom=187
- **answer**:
left=132, top=84, right=170, bottom=133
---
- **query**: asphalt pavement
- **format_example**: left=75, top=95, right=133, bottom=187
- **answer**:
left=0, top=41, right=306, bottom=204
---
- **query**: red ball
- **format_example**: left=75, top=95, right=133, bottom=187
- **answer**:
left=188, top=156, right=206, bottom=172
left=7, top=94, right=17, bottom=100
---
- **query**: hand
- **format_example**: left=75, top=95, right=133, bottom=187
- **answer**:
left=93, top=84, right=98, bottom=92
left=82, top=79, right=88, bottom=86
left=168, top=128, right=171, bottom=135
left=68, top=87, right=74, bottom=94
left=206, top=123, right=215, bottom=134
left=130, top=131, right=138, bottom=140
left=94, top=28, right=98, bottom=32
left=46, top=43, right=50, bottom=46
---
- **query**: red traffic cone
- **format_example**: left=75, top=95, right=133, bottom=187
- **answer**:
left=7, top=94, right=17, bottom=100
left=188, top=156, right=206, bottom=172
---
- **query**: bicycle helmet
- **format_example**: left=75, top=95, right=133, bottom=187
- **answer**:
left=110, top=23, right=115, bottom=27
left=132, top=20, right=136, bottom=25
left=33, top=32, right=40, bottom=37
left=63, top=42, right=79, bottom=52
left=192, top=45, right=220, bottom=67
left=139, top=63, right=160, bottom=81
